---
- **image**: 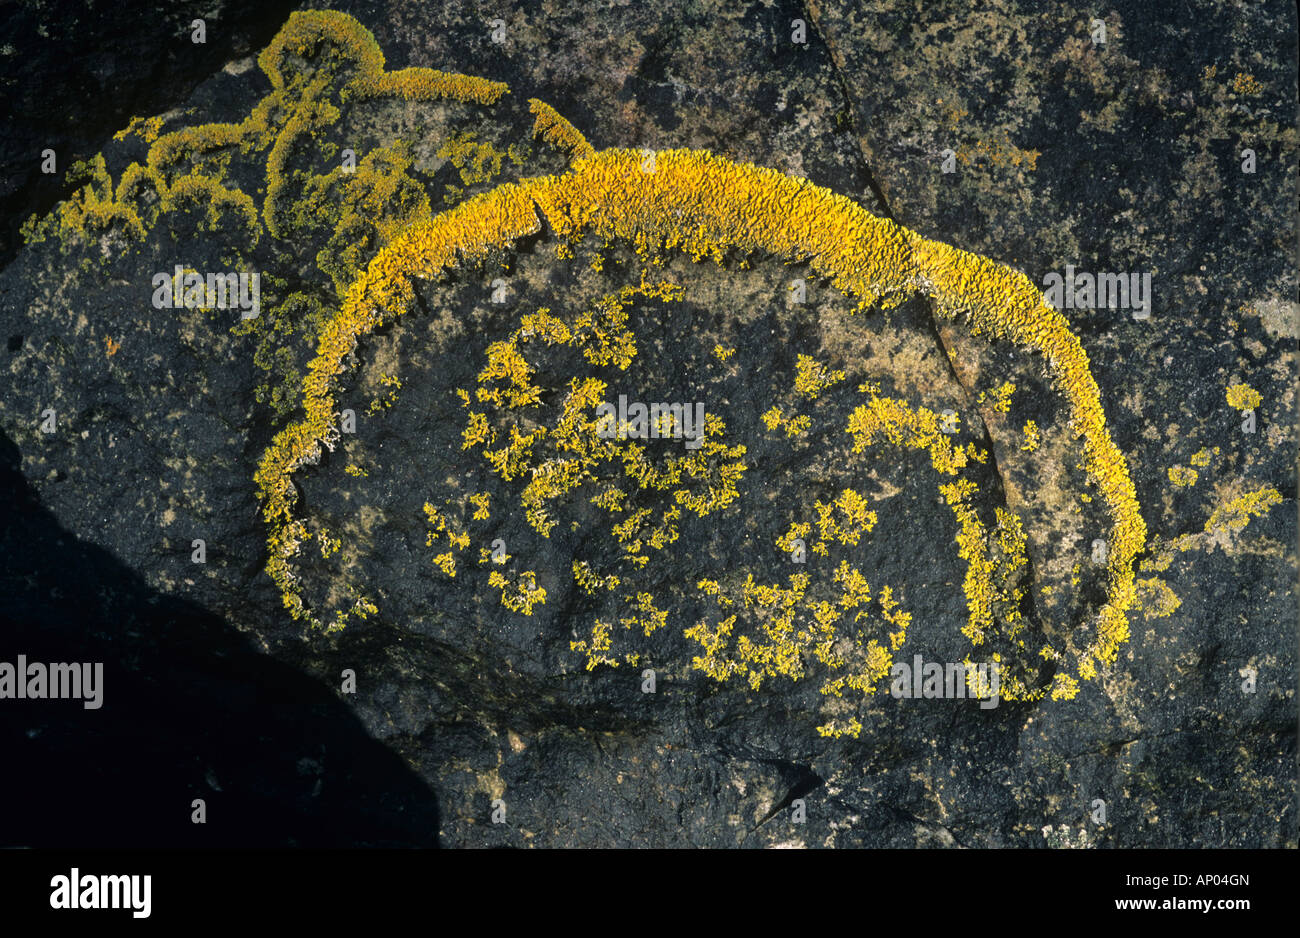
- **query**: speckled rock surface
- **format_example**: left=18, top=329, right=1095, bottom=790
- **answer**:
left=1, top=1, right=1294, bottom=847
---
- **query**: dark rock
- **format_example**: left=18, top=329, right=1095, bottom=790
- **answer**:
left=0, top=0, right=1293, bottom=848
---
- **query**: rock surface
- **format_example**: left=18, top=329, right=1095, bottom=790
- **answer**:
left=1, top=0, right=1295, bottom=847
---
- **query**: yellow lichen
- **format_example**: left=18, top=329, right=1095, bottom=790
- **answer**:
left=424, top=502, right=470, bottom=578
left=469, top=492, right=491, bottom=521
left=1136, top=577, right=1182, bottom=619
left=1203, top=487, right=1283, bottom=542
left=250, top=130, right=1146, bottom=698
left=1225, top=382, right=1261, bottom=411
left=528, top=98, right=595, bottom=160
left=490, top=569, right=548, bottom=615
left=794, top=354, right=846, bottom=400
left=1231, top=72, right=1262, bottom=96
left=978, top=381, right=1015, bottom=413
left=113, top=115, right=166, bottom=144
left=1021, top=419, right=1040, bottom=452
left=571, top=619, right=619, bottom=670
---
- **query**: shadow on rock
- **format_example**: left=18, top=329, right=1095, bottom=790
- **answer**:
left=0, top=430, right=440, bottom=847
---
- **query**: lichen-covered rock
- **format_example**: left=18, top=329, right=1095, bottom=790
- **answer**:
left=1, top=2, right=1293, bottom=848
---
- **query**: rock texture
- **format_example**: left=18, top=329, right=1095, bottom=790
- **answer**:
left=1, top=0, right=1295, bottom=847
